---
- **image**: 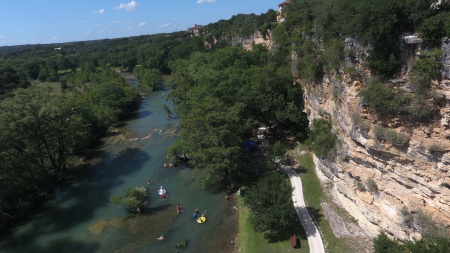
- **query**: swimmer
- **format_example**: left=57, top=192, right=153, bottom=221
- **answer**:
left=148, top=181, right=152, bottom=185
left=195, top=208, right=199, bottom=214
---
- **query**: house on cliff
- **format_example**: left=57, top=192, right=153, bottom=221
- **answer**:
left=187, top=24, right=204, bottom=36
left=277, top=0, right=291, bottom=23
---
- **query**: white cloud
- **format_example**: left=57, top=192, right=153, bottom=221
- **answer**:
left=93, top=9, right=105, bottom=14
left=139, top=22, right=146, bottom=27
left=197, top=0, right=215, bottom=4
left=116, top=1, right=141, bottom=11
left=159, top=23, right=170, bottom=28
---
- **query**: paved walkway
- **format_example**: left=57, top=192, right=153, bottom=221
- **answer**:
left=257, top=125, right=325, bottom=253
left=281, top=164, right=325, bottom=253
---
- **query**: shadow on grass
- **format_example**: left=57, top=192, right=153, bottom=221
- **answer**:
left=264, top=213, right=308, bottom=247
left=295, top=166, right=308, bottom=174
left=306, top=206, right=323, bottom=226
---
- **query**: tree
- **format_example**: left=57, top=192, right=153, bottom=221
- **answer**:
left=109, top=187, right=149, bottom=213
left=162, top=104, right=172, bottom=120
left=373, top=233, right=403, bottom=253
left=373, top=232, right=450, bottom=253
left=244, top=173, right=299, bottom=242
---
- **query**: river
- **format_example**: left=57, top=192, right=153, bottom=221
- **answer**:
left=0, top=77, right=237, bottom=253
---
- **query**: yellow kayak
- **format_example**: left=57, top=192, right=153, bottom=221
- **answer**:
left=196, top=217, right=206, bottom=223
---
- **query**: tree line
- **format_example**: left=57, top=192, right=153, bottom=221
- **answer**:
left=0, top=68, right=140, bottom=229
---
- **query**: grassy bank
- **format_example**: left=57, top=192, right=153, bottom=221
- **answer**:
left=236, top=197, right=309, bottom=253
left=291, top=144, right=355, bottom=253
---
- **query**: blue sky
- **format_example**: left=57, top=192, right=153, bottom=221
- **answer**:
left=0, top=0, right=278, bottom=46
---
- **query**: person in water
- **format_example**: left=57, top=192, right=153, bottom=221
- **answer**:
left=195, top=208, right=199, bottom=214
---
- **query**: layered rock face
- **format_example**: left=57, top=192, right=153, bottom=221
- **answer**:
left=231, top=30, right=275, bottom=51
left=303, top=38, right=450, bottom=240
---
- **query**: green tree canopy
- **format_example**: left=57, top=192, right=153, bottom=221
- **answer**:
left=244, top=173, right=299, bottom=242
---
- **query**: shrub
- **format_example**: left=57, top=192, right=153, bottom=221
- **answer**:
left=345, top=67, right=363, bottom=81
left=351, top=111, right=362, bottom=127
left=296, top=41, right=324, bottom=83
left=358, top=80, right=405, bottom=116
left=359, top=80, right=435, bottom=122
left=373, top=124, right=387, bottom=142
left=385, top=129, right=407, bottom=146
left=415, top=209, right=441, bottom=238
left=323, top=38, right=344, bottom=73
left=367, top=49, right=399, bottom=78
left=366, top=178, right=378, bottom=193
left=109, top=187, right=149, bottom=213
left=176, top=240, right=187, bottom=248
left=373, top=233, right=402, bottom=253
left=409, top=49, right=442, bottom=94
left=400, top=206, right=413, bottom=227
left=373, top=124, right=407, bottom=145
left=355, top=181, right=366, bottom=192
left=306, top=118, right=337, bottom=160
left=419, top=11, right=450, bottom=44
left=428, top=143, right=443, bottom=153
left=413, top=49, right=442, bottom=81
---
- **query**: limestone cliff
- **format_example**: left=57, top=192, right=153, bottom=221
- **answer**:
left=205, top=30, right=275, bottom=51
left=303, top=37, right=450, bottom=240
left=231, top=30, right=275, bottom=51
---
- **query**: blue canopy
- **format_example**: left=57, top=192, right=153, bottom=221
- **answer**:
left=242, top=140, right=257, bottom=150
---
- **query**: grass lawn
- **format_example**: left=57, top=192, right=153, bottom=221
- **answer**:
left=237, top=197, right=309, bottom=253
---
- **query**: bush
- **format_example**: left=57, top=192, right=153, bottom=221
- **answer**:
left=366, top=178, right=378, bottom=193
left=109, top=187, right=149, bottom=213
left=385, top=129, right=407, bottom=145
left=428, top=143, right=443, bottom=153
left=323, top=38, right=344, bottom=73
left=355, top=181, right=366, bottom=192
left=415, top=209, right=442, bottom=238
left=419, top=11, right=450, bottom=44
left=373, top=124, right=407, bottom=145
left=345, top=67, right=363, bottom=81
left=351, top=111, right=362, bottom=127
left=368, top=51, right=400, bottom=78
left=373, top=233, right=402, bottom=253
left=359, top=80, right=404, bottom=115
left=176, top=240, right=187, bottom=248
left=409, top=49, right=443, bottom=94
left=306, top=118, right=337, bottom=160
left=296, top=40, right=324, bottom=83
left=373, top=124, right=387, bottom=142
left=400, top=206, right=413, bottom=227
left=359, top=80, right=435, bottom=122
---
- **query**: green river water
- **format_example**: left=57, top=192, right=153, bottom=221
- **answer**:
left=0, top=78, right=237, bottom=253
